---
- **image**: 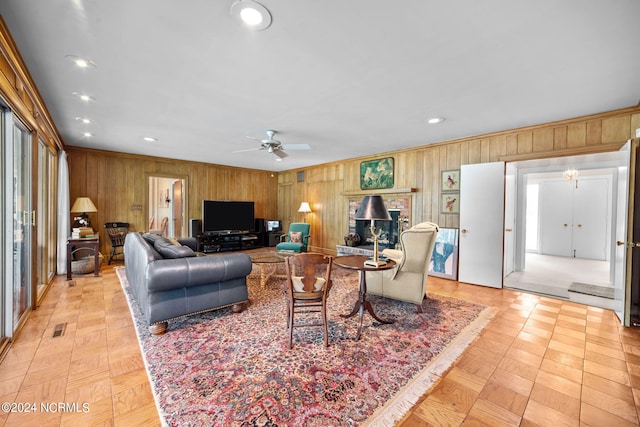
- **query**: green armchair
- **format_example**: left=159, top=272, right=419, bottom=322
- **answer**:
left=276, top=223, right=311, bottom=252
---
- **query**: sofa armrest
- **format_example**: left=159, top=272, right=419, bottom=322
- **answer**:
left=146, top=253, right=252, bottom=293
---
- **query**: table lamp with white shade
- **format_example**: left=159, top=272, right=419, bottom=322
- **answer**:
left=71, top=197, right=97, bottom=229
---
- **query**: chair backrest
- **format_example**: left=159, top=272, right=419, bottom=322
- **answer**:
left=104, top=222, right=129, bottom=246
left=285, top=253, right=332, bottom=296
left=160, top=217, right=169, bottom=236
left=397, top=222, right=439, bottom=274
left=288, top=222, right=310, bottom=237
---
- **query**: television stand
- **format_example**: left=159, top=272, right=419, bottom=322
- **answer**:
left=199, top=231, right=260, bottom=253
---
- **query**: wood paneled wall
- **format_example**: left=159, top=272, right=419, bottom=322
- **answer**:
left=279, top=106, right=640, bottom=255
left=66, top=146, right=279, bottom=255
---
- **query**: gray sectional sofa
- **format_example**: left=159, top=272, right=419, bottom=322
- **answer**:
left=124, top=232, right=252, bottom=335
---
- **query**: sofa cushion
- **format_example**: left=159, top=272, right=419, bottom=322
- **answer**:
left=153, top=237, right=196, bottom=259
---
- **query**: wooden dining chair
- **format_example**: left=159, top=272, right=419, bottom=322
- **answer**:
left=284, top=253, right=333, bottom=348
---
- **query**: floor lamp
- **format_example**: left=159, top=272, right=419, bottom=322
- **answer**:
left=298, top=202, right=312, bottom=223
left=355, top=195, right=391, bottom=267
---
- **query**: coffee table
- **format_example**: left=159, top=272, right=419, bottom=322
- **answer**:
left=249, top=251, right=296, bottom=287
left=333, top=255, right=397, bottom=340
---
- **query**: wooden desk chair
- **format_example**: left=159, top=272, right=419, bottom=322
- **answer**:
left=284, top=253, right=333, bottom=348
left=104, top=222, right=129, bottom=264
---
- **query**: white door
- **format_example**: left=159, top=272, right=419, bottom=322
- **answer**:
left=540, top=180, right=573, bottom=257
left=614, top=140, right=636, bottom=326
left=459, top=162, right=505, bottom=288
left=573, top=178, right=609, bottom=260
left=504, top=164, right=516, bottom=276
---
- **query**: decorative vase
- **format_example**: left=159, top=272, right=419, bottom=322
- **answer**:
left=344, top=232, right=360, bottom=247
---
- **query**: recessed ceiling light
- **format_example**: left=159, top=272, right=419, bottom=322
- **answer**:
left=72, top=92, right=96, bottom=102
left=275, top=157, right=283, bottom=162
left=230, top=0, right=272, bottom=31
left=75, top=116, right=94, bottom=124
left=65, top=55, right=96, bottom=69
left=143, top=136, right=158, bottom=142
left=82, top=132, right=94, bottom=137
left=426, top=117, right=445, bottom=124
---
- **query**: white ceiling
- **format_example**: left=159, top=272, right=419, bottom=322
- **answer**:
left=1, top=1, right=639, bottom=172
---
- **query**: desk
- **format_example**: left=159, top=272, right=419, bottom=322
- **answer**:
left=67, top=236, right=100, bottom=280
left=333, top=255, right=396, bottom=340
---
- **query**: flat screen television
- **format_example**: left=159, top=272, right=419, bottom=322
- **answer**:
left=202, top=200, right=255, bottom=233
left=266, top=220, right=281, bottom=232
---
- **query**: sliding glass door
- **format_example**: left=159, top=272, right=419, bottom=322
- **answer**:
left=11, top=119, right=32, bottom=330
left=36, top=139, right=56, bottom=303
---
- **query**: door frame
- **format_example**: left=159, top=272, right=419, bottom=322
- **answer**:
left=146, top=173, right=188, bottom=238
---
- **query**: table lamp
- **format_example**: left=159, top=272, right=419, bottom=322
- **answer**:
left=71, top=197, right=97, bottom=229
left=298, top=202, right=312, bottom=223
left=355, top=195, right=391, bottom=267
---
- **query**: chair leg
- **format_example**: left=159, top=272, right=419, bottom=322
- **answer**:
left=108, top=248, right=115, bottom=265
left=322, top=304, right=329, bottom=347
left=288, top=300, right=295, bottom=349
left=416, top=304, right=423, bottom=314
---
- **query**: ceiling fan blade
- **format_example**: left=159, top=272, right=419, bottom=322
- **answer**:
left=281, top=144, right=311, bottom=150
left=232, top=147, right=263, bottom=153
left=273, top=149, right=288, bottom=159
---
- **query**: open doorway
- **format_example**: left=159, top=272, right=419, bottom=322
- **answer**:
left=504, top=151, right=620, bottom=309
left=148, top=175, right=187, bottom=238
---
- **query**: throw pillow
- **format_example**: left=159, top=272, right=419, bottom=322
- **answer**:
left=167, top=237, right=182, bottom=246
left=154, top=237, right=195, bottom=259
left=290, top=231, right=303, bottom=243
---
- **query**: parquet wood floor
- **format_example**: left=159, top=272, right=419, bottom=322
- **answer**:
left=0, top=263, right=638, bottom=426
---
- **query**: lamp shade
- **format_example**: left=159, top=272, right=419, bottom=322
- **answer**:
left=298, top=202, right=312, bottom=213
left=71, top=197, right=97, bottom=213
left=355, top=195, right=391, bottom=220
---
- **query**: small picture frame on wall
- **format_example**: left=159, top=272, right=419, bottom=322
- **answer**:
left=360, top=157, right=394, bottom=190
left=441, top=193, right=459, bottom=214
left=441, top=169, right=460, bottom=192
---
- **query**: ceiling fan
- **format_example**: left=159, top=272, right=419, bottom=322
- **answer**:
left=233, top=130, right=310, bottom=159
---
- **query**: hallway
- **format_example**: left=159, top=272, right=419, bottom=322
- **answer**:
left=504, top=253, right=613, bottom=310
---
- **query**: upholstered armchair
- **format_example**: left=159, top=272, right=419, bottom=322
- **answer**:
left=276, top=222, right=311, bottom=252
left=365, top=222, right=439, bottom=312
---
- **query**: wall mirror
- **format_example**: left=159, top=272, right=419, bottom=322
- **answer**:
left=148, top=174, right=187, bottom=238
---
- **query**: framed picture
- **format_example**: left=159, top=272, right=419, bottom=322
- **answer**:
left=429, top=228, right=459, bottom=280
left=441, top=193, right=459, bottom=214
left=360, top=157, right=394, bottom=190
left=441, top=169, right=460, bottom=192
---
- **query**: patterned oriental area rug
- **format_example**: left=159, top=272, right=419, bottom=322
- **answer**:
left=116, top=266, right=494, bottom=426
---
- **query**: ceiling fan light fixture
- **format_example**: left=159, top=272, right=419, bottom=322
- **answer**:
left=230, top=0, right=272, bottom=31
